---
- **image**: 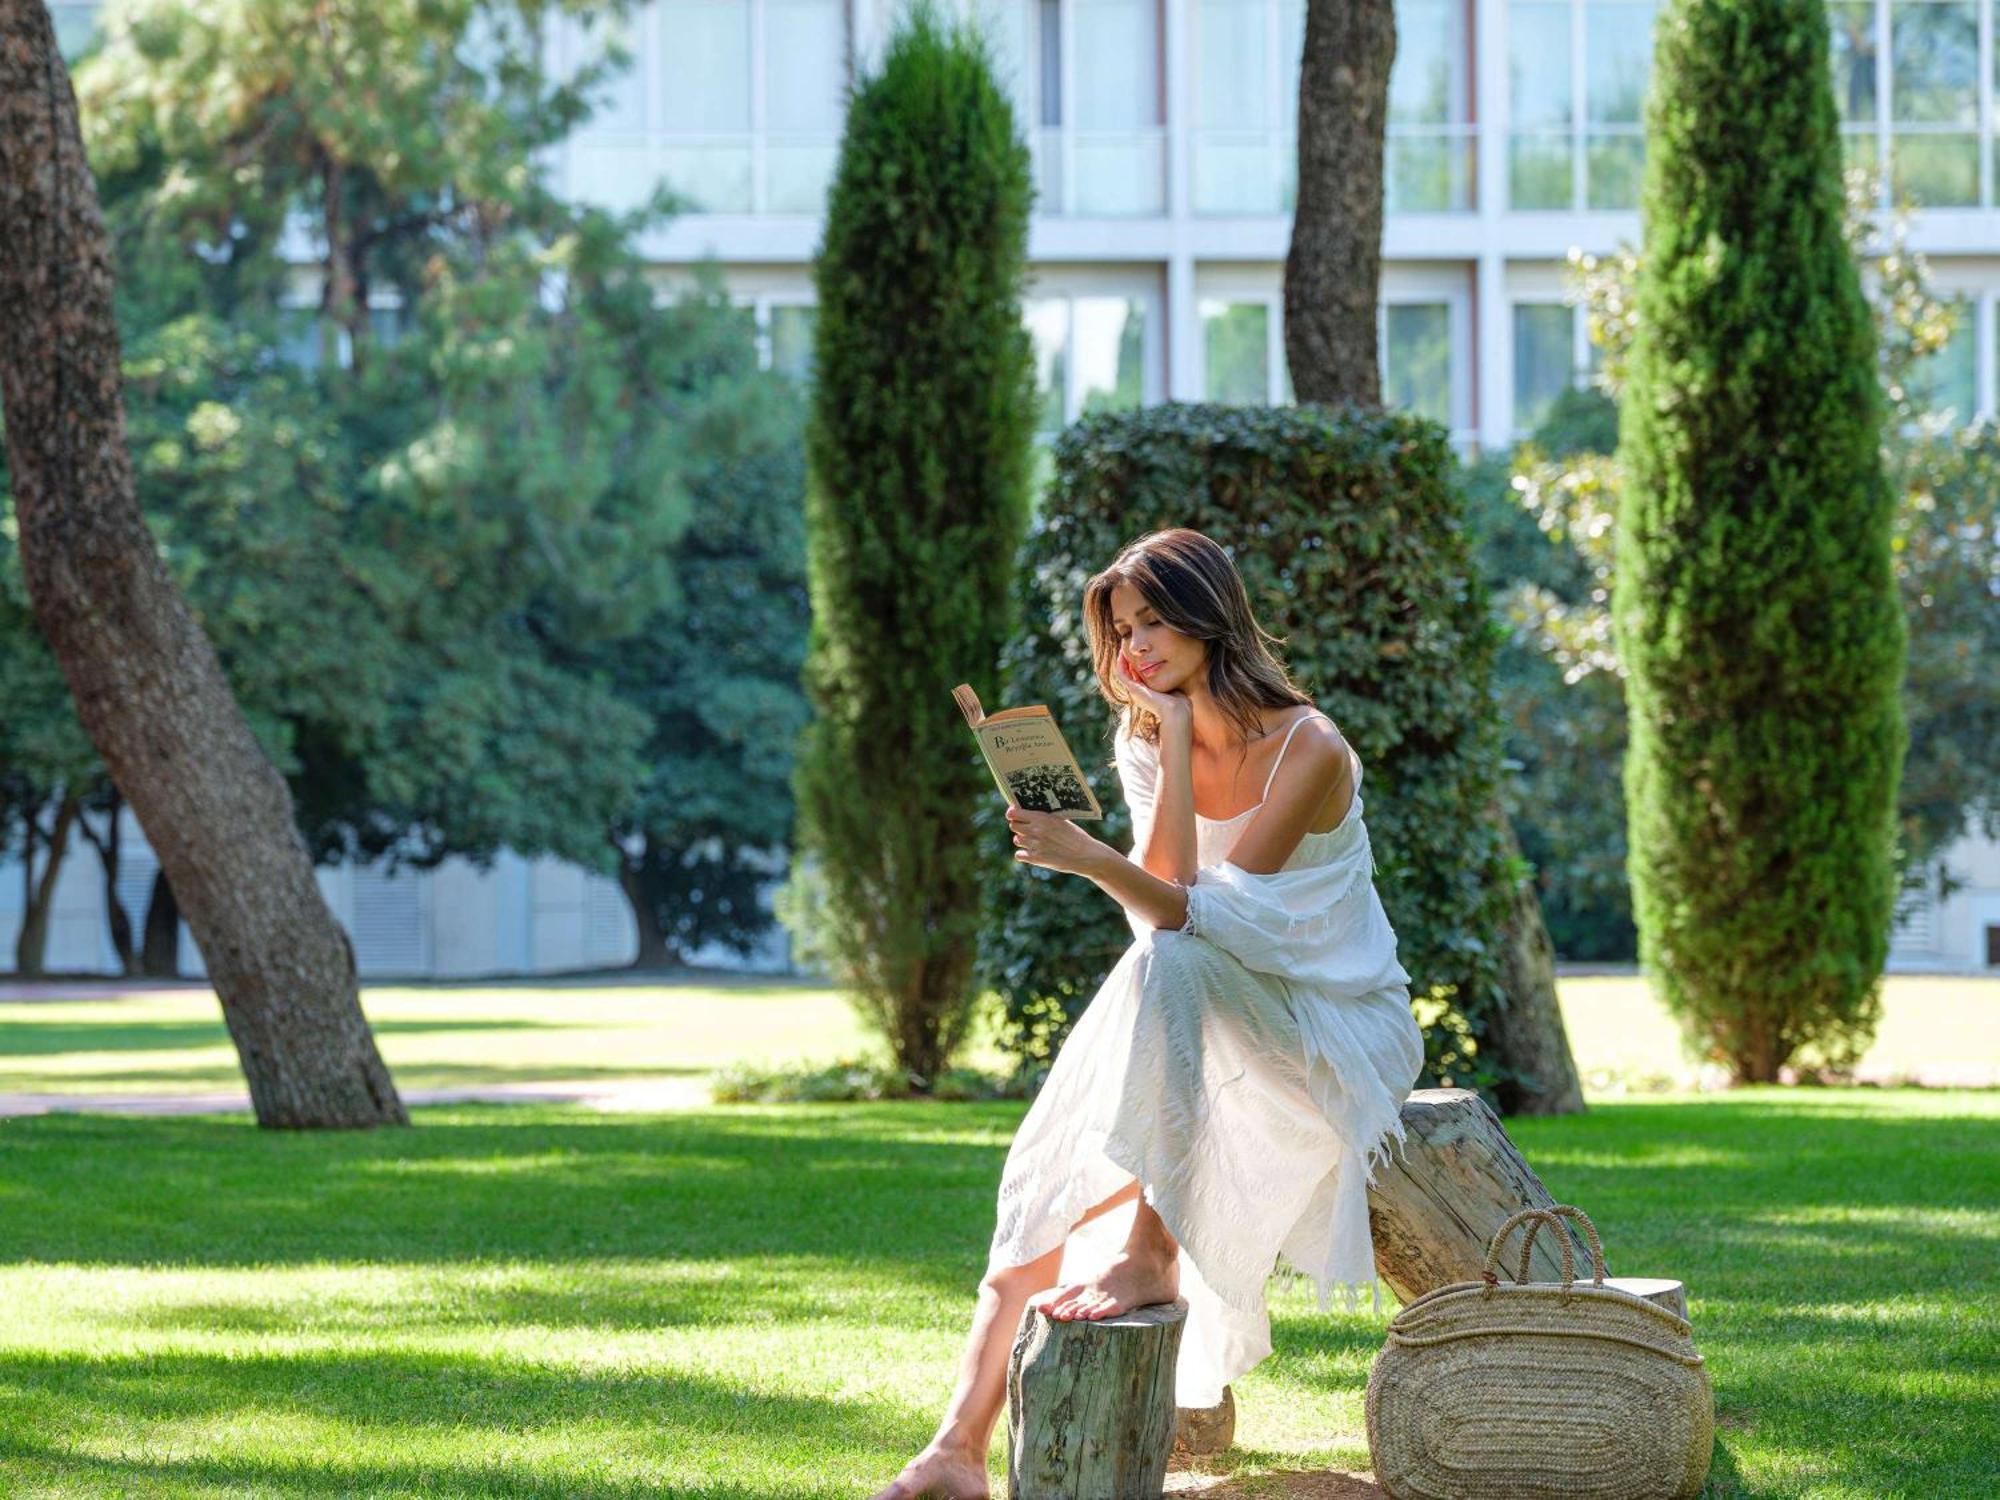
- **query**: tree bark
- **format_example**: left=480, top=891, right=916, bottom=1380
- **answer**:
left=14, top=790, right=77, bottom=976
left=1008, top=1298, right=1186, bottom=1497
left=0, top=2, right=405, bottom=1127
left=615, top=841, right=679, bottom=970
left=1367, top=1088, right=1599, bottom=1303
left=1484, top=800, right=1587, bottom=1115
left=75, top=790, right=138, bottom=975
left=141, top=866, right=182, bottom=978
left=1284, top=0, right=1395, bottom=408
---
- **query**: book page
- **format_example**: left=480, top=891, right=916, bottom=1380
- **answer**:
left=974, top=711, right=1102, bottom=818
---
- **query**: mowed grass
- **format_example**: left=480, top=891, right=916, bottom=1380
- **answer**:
left=0, top=980, right=1016, bottom=1097
left=1, top=971, right=1994, bottom=1098
left=0, top=1091, right=1993, bottom=1496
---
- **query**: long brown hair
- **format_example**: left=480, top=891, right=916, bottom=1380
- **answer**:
left=1082, top=527, right=1314, bottom=751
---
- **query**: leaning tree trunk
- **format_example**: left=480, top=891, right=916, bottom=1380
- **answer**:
left=0, top=2, right=405, bottom=1128
left=1483, top=799, right=1586, bottom=1115
left=1283, top=0, right=1395, bottom=407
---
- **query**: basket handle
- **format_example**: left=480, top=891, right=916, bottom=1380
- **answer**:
left=1481, top=1207, right=1572, bottom=1290
left=1515, top=1204, right=1608, bottom=1289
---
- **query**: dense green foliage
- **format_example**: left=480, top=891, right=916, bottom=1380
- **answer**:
left=1615, top=0, right=1905, bottom=1081
left=2, top=0, right=810, bottom=971
left=976, top=403, right=1515, bottom=1097
left=790, top=1, right=1039, bottom=1082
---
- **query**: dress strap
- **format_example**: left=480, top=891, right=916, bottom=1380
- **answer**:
left=1259, top=711, right=1331, bottom=803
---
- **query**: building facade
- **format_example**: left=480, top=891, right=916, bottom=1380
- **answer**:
left=15, top=0, right=1994, bottom=976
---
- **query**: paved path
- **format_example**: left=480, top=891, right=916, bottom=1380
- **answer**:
left=0, top=1075, right=715, bottom=1119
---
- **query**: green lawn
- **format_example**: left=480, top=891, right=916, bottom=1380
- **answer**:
left=0, top=979, right=1995, bottom=1495
left=0, top=1091, right=1994, bottom=1495
left=2, top=971, right=1994, bottom=1098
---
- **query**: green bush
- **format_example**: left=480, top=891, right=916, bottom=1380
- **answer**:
left=1614, top=0, right=1905, bottom=1081
left=790, top=0, right=1038, bottom=1086
left=974, top=402, right=1518, bottom=1098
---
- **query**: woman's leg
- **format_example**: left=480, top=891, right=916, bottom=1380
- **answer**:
left=868, top=1177, right=1152, bottom=1499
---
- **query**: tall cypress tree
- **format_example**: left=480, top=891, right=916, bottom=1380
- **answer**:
left=793, top=1, right=1037, bottom=1085
left=1614, top=0, right=1906, bottom=1081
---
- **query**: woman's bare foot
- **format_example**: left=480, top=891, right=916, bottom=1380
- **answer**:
left=1034, top=1243, right=1181, bottom=1321
left=866, top=1438, right=989, bottom=1500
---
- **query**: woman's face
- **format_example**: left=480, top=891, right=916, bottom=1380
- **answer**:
left=1109, top=580, right=1198, bottom=691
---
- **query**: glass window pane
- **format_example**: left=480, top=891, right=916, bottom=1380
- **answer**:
left=1202, top=300, right=1272, bottom=404
left=1510, top=132, right=1573, bottom=208
left=766, top=0, right=845, bottom=133
left=658, top=0, right=751, bottom=132
left=1198, top=0, right=1268, bottom=129
left=969, top=0, right=1035, bottom=123
left=1584, top=1, right=1655, bottom=125
left=1026, top=298, right=1070, bottom=433
left=1392, top=0, right=1467, bottom=125
left=1384, top=303, right=1452, bottom=426
left=1893, top=133, right=1979, bottom=204
left=1074, top=0, right=1159, bottom=128
left=1891, top=2, right=1976, bottom=124
left=1828, top=3, right=1879, bottom=123
left=1513, top=302, right=1575, bottom=431
left=589, top=13, right=648, bottom=131
left=1389, top=134, right=1475, bottom=211
left=1585, top=131, right=1645, bottom=207
left=1510, top=2, right=1574, bottom=128
left=1075, top=297, right=1146, bottom=414
left=769, top=304, right=817, bottom=382
left=1911, top=298, right=1976, bottom=420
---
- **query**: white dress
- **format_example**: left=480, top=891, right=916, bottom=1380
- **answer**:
left=986, top=710, right=1426, bottom=1409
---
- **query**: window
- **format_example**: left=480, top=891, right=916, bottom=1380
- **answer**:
left=565, top=0, right=845, bottom=215
left=766, top=303, right=817, bottom=382
left=1832, top=0, right=1989, bottom=207
left=1388, top=0, right=1476, bottom=211
left=1026, top=291, right=1152, bottom=437
left=1383, top=302, right=1453, bottom=426
left=1201, top=299, right=1276, bottom=403
left=976, top=0, right=1165, bottom=216
left=1910, top=294, right=1978, bottom=419
left=1192, top=0, right=1303, bottom=213
left=1509, top=0, right=1657, bottom=210
left=1513, top=301, right=1579, bottom=432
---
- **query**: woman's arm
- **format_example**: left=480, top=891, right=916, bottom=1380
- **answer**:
left=1080, top=843, right=1192, bottom=932
left=1134, top=715, right=1197, bottom=886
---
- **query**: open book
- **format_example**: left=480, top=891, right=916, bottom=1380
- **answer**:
left=953, top=683, right=1104, bottom=819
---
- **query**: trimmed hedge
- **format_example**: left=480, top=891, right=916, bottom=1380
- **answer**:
left=974, top=402, right=1517, bottom=1098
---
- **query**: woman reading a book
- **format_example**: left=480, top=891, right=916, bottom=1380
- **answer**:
left=871, top=527, right=1424, bottom=1500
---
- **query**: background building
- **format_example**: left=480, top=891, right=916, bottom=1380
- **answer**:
left=9, top=0, right=1994, bottom=976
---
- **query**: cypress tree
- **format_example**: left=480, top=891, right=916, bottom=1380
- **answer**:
left=1613, top=0, right=1907, bottom=1081
left=793, top=1, right=1037, bottom=1084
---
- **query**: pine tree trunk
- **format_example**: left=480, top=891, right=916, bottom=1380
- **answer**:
left=616, top=851, right=679, bottom=970
left=1283, top=0, right=1395, bottom=408
left=142, top=867, right=182, bottom=978
left=14, top=792, right=77, bottom=977
left=0, top=2, right=405, bottom=1128
left=1484, top=800, right=1586, bottom=1115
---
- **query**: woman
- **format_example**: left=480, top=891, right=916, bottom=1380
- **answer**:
left=872, top=527, right=1425, bottom=1499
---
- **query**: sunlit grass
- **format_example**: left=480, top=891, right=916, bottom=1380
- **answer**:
left=0, top=1090, right=1992, bottom=1495
left=1, top=972, right=1993, bottom=1100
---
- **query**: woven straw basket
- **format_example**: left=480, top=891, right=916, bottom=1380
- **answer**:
left=1365, top=1204, right=1713, bottom=1500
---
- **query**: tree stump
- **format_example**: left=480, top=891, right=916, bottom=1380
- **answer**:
left=1007, top=1297, right=1187, bottom=1498
left=1172, top=1384, right=1234, bottom=1456
left=1366, top=1088, right=1606, bottom=1303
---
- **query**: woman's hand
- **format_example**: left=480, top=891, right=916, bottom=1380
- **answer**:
left=1118, top=647, right=1191, bottom=731
left=1006, top=806, right=1111, bottom=878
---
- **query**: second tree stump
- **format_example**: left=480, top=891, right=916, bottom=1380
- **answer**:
left=1006, top=1296, right=1188, bottom=1498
